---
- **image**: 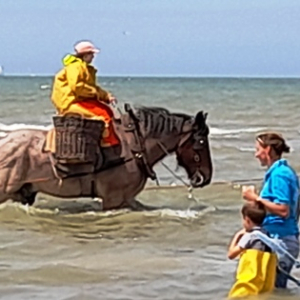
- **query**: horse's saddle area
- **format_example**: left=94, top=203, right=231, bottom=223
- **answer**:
left=43, top=110, right=144, bottom=179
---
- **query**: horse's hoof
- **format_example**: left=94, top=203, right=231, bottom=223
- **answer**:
left=92, top=198, right=103, bottom=210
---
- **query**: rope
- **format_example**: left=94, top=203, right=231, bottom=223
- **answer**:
left=157, top=141, right=198, bottom=202
left=157, top=141, right=190, bottom=187
left=160, top=161, right=189, bottom=188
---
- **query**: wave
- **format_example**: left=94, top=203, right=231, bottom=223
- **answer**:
left=40, top=84, right=51, bottom=90
left=0, top=122, right=265, bottom=136
left=210, top=127, right=265, bottom=136
left=238, top=146, right=254, bottom=152
left=236, top=146, right=299, bottom=154
left=0, top=201, right=215, bottom=222
left=144, top=206, right=216, bottom=219
left=0, top=123, right=50, bottom=132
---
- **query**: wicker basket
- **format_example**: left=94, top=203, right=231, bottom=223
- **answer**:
left=53, top=114, right=104, bottom=163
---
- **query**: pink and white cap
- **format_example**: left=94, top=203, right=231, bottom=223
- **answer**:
left=74, top=41, right=100, bottom=54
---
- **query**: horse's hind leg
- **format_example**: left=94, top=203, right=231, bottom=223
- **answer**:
left=0, top=184, right=17, bottom=205
left=9, top=184, right=37, bottom=206
left=0, top=192, right=11, bottom=205
left=0, top=169, right=35, bottom=205
left=18, top=184, right=37, bottom=206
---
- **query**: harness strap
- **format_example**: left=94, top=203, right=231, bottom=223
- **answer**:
left=251, top=230, right=300, bottom=286
left=251, top=230, right=300, bottom=268
left=124, top=104, right=157, bottom=180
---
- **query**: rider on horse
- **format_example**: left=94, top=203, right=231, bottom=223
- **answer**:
left=51, top=40, right=119, bottom=147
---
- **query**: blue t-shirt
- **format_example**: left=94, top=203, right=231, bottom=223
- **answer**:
left=260, top=159, right=299, bottom=238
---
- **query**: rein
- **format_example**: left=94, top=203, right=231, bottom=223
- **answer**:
left=156, top=140, right=195, bottom=201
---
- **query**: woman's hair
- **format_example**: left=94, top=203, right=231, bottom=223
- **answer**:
left=75, top=53, right=85, bottom=59
left=256, top=132, right=290, bottom=156
left=241, top=202, right=266, bottom=225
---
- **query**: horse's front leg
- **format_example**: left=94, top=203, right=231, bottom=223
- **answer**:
left=94, top=166, right=148, bottom=210
left=126, top=198, right=159, bottom=211
left=92, top=197, right=104, bottom=210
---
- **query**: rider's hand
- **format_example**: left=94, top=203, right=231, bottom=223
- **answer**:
left=108, top=93, right=118, bottom=105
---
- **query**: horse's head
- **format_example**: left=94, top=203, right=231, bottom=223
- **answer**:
left=175, top=111, right=213, bottom=188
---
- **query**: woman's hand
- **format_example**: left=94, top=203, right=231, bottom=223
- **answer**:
left=242, top=185, right=259, bottom=202
left=107, top=93, right=118, bottom=105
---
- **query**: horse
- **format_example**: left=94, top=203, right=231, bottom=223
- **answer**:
left=0, top=105, right=213, bottom=210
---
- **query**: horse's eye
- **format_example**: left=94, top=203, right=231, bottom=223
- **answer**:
left=194, top=154, right=200, bottom=162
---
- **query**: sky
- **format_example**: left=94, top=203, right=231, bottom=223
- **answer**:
left=0, top=0, right=299, bottom=77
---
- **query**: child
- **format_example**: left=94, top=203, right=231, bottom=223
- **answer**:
left=227, top=202, right=277, bottom=298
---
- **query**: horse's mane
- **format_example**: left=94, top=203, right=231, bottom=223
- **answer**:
left=134, top=106, right=192, bottom=138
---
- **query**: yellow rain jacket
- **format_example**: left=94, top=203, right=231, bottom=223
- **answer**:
left=51, top=55, right=110, bottom=114
left=228, top=231, right=277, bottom=298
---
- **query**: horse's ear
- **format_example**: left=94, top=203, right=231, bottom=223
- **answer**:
left=194, top=111, right=205, bottom=128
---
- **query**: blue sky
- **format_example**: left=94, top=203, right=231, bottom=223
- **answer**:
left=0, top=0, right=299, bottom=77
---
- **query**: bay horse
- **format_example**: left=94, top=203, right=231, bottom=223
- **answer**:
left=0, top=105, right=213, bottom=210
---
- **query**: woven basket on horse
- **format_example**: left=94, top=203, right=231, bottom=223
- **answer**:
left=52, top=113, right=105, bottom=164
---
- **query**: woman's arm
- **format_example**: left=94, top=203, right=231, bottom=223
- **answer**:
left=256, top=197, right=289, bottom=217
left=242, top=174, right=290, bottom=218
left=96, top=86, right=110, bottom=102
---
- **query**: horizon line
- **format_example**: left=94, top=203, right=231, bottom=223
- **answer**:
left=1, top=73, right=300, bottom=79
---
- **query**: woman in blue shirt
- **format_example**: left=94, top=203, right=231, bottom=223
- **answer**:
left=242, top=132, right=299, bottom=288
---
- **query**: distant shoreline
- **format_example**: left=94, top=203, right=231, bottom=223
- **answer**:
left=1, top=74, right=300, bottom=79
